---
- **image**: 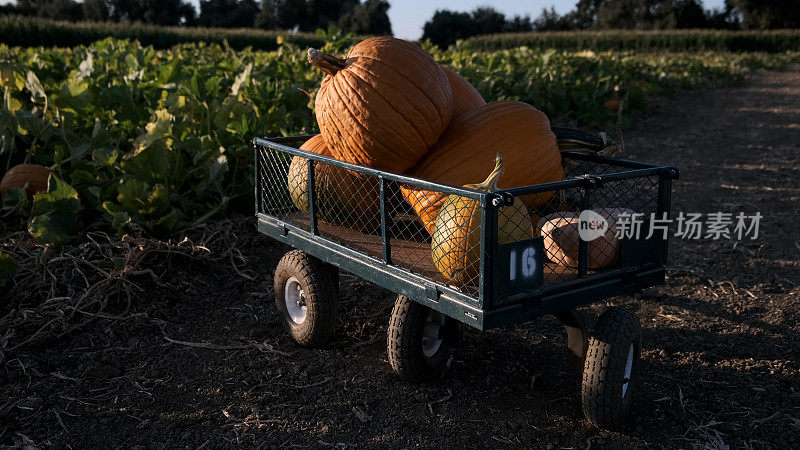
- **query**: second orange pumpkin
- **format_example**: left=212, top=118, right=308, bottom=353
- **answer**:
left=401, top=101, right=563, bottom=234
left=442, top=66, right=485, bottom=120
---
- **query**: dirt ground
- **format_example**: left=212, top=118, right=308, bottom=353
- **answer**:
left=2, top=67, right=799, bottom=449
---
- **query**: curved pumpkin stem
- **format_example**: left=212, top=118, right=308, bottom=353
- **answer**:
left=474, top=154, right=504, bottom=192
left=308, top=48, right=347, bottom=76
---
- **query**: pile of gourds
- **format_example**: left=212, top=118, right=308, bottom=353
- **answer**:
left=288, top=37, right=619, bottom=284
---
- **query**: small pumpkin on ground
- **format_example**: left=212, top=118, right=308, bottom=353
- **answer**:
left=287, top=135, right=381, bottom=231
left=402, top=101, right=563, bottom=234
left=431, top=155, right=533, bottom=284
left=442, top=66, right=485, bottom=120
left=308, top=37, right=452, bottom=173
left=603, top=99, right=622, bottom=113
left=1, top=164, right=53, bottom=200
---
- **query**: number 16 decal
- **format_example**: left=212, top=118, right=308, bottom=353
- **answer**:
left=499, top=237, right=543, bottom=297
left=509, top=246, right=537, bottom=281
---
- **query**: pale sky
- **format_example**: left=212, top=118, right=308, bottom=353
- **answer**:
left=382, top=0, right=726, bottom=39
left=0, top=0, right=728, bottom=41
left=188, top=0, right=726, bottom=40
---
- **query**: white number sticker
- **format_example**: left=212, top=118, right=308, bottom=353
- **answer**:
left=509, top=246, right=537, bottom=281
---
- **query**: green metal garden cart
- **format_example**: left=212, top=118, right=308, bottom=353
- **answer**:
left=254, top=128, right=678, bottom=429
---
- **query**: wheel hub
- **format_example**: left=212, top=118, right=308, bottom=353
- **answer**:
left=284, top=277, right=307, bottom=324
left=421, top=311, right=445, bottom=358
left=622, top=343, right=634, bottom=398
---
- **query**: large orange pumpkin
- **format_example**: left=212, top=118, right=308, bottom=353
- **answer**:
left=286, top=135, right=380, bottom=231
left=0, top=164, right=53, bottom=200
left=401, top=101, right=563, bottom=234
left=308, top=37, right=452, bottom=172
left=442, top=66, right=485, bottom=120
left=431, top=155, right=533, bottom=284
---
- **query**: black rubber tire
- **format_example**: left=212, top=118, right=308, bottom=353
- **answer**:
left=581, top=306, right=642, bottom=430
left=273, top=250, right=337, bottom=347
left=387, top=295, right=458, bottom=383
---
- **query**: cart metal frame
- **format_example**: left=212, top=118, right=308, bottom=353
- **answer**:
left=255, top=127, right=678, bottom=429
left=255, top=130, right=678, bottom=330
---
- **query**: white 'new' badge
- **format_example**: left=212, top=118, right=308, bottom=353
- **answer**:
left=578, top=210, right=609, bottom=242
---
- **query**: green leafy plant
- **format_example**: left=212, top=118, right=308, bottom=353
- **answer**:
left=0, top=36, right=796, bottom=244
left=28, top=175, right=81, bottom=245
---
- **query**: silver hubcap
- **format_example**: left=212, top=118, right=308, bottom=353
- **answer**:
left=421, top=311, right=445, bottom=358
left=622, top=343, right=634, bottom=398
left=284, top=277, right=307, bottom=324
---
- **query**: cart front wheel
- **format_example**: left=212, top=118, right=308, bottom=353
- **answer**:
left=387, top=295, right=458, bottom=383
left=274, top=250, right=337, bottom=347
left=581, top=306, right=642, bottom=430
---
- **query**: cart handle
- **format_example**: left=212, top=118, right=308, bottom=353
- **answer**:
left=553, top=127, right=620, bottom=157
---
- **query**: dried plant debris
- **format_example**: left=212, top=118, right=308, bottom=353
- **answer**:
left=0, top=220, right=256, bottom=354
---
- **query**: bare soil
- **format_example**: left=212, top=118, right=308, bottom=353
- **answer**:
left=2, top=68, right=799, bottom=449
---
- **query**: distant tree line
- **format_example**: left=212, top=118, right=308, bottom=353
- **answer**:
left=422, top=8, right=536, bottom=49
left=423, top=0, right=800, bottom=48
left=0, top=0, right=392, bottom=35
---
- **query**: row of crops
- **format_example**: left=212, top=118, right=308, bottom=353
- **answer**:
left=460, top=29, right=800, bottom=53
left=1, top=36, right=798, bottom=244
left=3, top=16, right=800, bottom=52
left=0, top=15, right=335, bottom=51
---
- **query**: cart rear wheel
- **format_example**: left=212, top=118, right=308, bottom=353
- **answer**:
left=387, top=295, right=458, bottom=383
left=274, top=250, right=337, bottom=347
left=581, top=306, right=641, bottom=430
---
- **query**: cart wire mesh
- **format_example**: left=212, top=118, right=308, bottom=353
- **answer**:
left=256, top=136, right=670, bottom=304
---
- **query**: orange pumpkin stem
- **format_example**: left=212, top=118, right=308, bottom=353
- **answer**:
left=474, top=154, right=504, bottom=192
left=308, top=48, right=347, bottom=76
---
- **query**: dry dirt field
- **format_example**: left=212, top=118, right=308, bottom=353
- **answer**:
left=2, top=67, right=799, bottom=449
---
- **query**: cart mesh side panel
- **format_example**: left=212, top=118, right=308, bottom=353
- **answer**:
left=525, top=157, right=662, bottom=285
left=258, top=146, right=299, bottom=226
left=257, top=138, right=667, bottom=301
left=257, top=142, right=483, bottom=296
left=399, top=181, right=483, bottom=294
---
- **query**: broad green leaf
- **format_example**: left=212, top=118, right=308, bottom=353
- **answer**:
left=147, top=209, right=178, bottom=235
left=112, top=181, right=178, bottom=234
left=135, top=109, right=173, bottom=153
left=4, top=91, right=22, bottom=114
left=53, top=78, right=91, bottom=112
left=125, top=53, right=139, bottom=70
left=69, top=168, right=96, bottom=184
left=28, top=175, right=81, bottom=245
left=122, top=143, right=174, bottom=184
left=2, top=186, right=29, bottom=214
left=0, top=62, right=26, bottom=91
left=92, top=147, right=120, bottom=166
left=116, top=178, right=148, bottom=212
left=102, top=201, right=132, bottom=231
left=69, top=143, right=90, bottom=161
